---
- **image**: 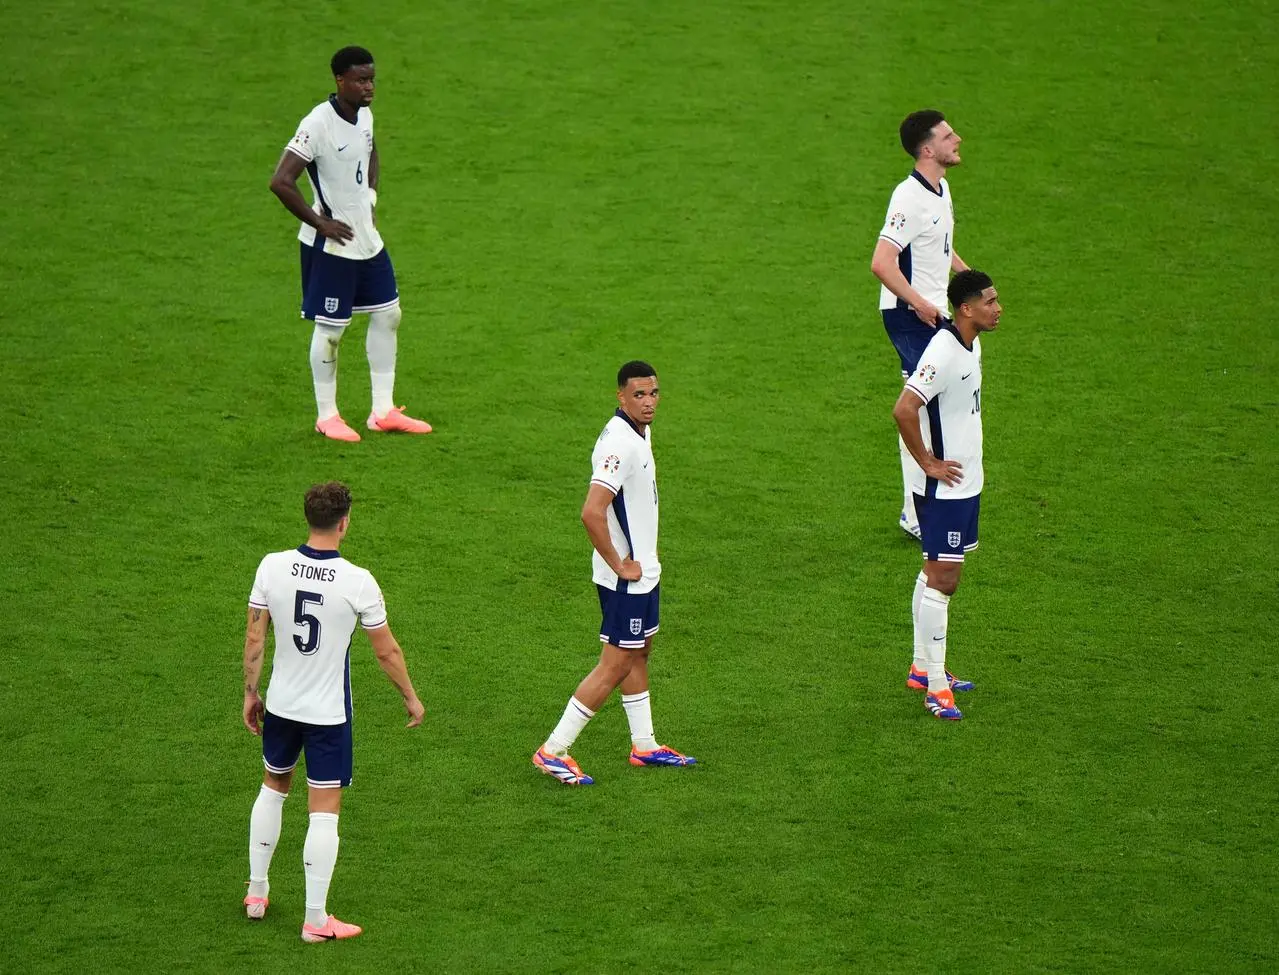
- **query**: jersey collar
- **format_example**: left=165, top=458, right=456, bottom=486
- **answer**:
left=614, top=408, right=647, bottom=439
left=297, top=544, right=342, bottom=560
left=936, top=318, right=974, bottom=351
left=327, top=94, right=360, bottom=126
left=909, top=169, right=944, bottom=197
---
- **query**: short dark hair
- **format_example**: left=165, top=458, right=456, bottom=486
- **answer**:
left=331, top=46, right=374, bottom=77
left=947, top=269, right=994, bottom=313
left=617, top=360, right=657, bottom=388
left=900, top=110, right=946, bottom=159
left=304, top=481, right=353, bottom=529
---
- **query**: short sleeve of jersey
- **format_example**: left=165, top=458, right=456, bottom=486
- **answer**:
left=879, top=184, right=922, bottom=250
left=248, top=557, right=270, bottom=609
left=905, top=335, right=955, bottom=405
left=590, top=429, right=632, bottom=495
left=355, top=571, right=388, bottom=630
left=286, top=111, right=318, bottom=163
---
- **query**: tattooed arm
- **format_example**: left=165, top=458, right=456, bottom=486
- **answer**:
left=243, top=605, right=272, bottom=735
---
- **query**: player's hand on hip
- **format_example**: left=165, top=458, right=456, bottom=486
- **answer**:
left=317, top=218, right=355, bottom=243
left=618, top=558, right=642, bottom=582
left=912, top=301, right=942, bottom=327
left=243, top=692, right=265, bottom=736
left=924, top=456, right=964, bottom=486
left=404, top=695, right=425, bottom=729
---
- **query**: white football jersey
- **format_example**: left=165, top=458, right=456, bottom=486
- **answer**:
left=590, top=411, right=661, bottom=595
left=878, top=171, right=956, bottom=311
left=904, top=324, right=983, bottom=500
left=249, top=544, right=388, bottom=725
left=285, top=96, right=384, bottom=260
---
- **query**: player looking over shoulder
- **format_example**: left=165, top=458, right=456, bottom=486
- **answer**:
left=240, top=481, right=424, bottom=942
left=871, top=110, right=970, bottom=538
left=891, top=270, right=1002, bottom=721
left=269, top=46, right=433, bottom=442
left=532, top=361, right=697, bottom=786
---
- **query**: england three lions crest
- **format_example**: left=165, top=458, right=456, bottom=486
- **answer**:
left=629, top=618, right=643, bottom=635
left=947, top=531, right=962, bottom=549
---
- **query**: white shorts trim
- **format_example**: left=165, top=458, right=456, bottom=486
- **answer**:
left=306, top=777, right=343, bottom=789
left=314, top=314, right=352, bottom=327
left=264, top=758, right=298, bottom=774
left=352, top=297, right=400, bottom=314
left=936, top=553, right=966, bottom=563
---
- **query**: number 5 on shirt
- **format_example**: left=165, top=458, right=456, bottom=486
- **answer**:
left=293, top=590, right=325, bottom=655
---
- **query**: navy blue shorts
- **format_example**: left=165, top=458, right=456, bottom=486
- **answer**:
left=598, top=583, right=660, bottom=650
left=882, top=307, right=938, bottom=377
left=299, top=242, right=399, bottom=326
left=914, top=493, right=981, bottom=563
left=262, top=710, right=353, bottom=789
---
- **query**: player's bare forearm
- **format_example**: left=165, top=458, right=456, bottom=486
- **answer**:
left=873, top=261, right=929, bottom=312
left=950, top=250, right=969, bottom=273
left=243, top=606, right=271, bottom=694
left=871, top=240, right=934, bottom=313
left=269, top=149, right=326, bottom=230
left=367, top=626, right=418, bottom=701
left=377, top=653, right=417, bottom=704
left=892, top=391, right=931, bottom=470
left=581, top=507, right=624, bottom=574
left=369, top=141, right=379, bottom=191
left=893, top=390, right=963, bottom=485
left=270, top=180, right=325, bottom=231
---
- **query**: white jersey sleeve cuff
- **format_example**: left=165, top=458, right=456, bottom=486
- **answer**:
left=589, top=478, right=619, bottom=495
left=903, top=382, right=930, bottom=403
left=285, top=145, right=314, bottom=163
left=878, top=234, right=905, bottom=250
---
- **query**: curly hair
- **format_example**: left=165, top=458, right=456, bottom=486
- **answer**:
left=304, top=482, right=353, bottom=529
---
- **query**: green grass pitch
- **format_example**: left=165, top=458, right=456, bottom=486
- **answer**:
left=5, top=0, right=1277, bottom=971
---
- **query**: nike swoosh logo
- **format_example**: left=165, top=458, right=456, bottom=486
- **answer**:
left=337, top=144, right=348, bottom=151
left=932, top=216, right=940, bottom=224
left=932, top=635, right=945, bottom=641
left=322, top=359, right=336, bottom=364
left=961, top=372, right=972, bottom=380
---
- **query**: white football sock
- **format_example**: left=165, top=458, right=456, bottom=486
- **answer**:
left=912, top=571, right=928, bottom=671
left=621, top=691, right=658, bottom=752
left=303, top=811, right=340, bottom=929
left=310, top=324, right=346, bottom=421
left=544, top=697, right=595, bottom=756
left=247, top=784, right=287, bottom=898
left=366, top=305, right=401, bottom=417
left=920, top=588, right=951, bottom=692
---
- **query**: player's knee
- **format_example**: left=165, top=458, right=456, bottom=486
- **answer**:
left=314, top=322, right=345, bottom=358
left=371, top=304, right=401, bottom=332
left=308, top=785, right=343, bottom=815
left=263, top=769, right=293, bottom=793
left=933, top=571, right=961, bottom=596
